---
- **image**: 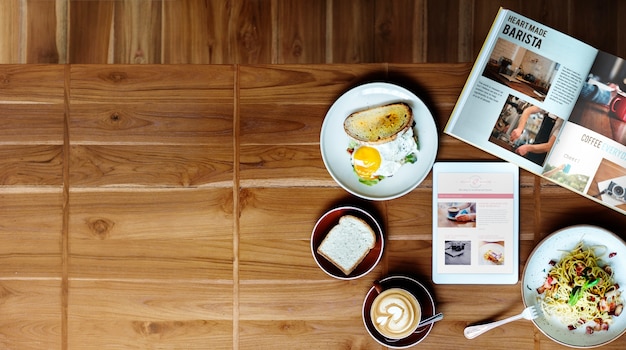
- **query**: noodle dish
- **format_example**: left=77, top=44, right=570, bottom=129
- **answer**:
left=522, top=225, right=626, bottom=348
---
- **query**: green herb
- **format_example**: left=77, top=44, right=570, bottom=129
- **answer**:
left=358, top=177, right=382, bottom=186
left=568, top=278, right=599, bottom=306
left=404, top=153, right=418, bottom=164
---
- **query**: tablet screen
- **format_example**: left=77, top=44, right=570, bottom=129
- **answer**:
left=432, top=162, right=520, bottom=284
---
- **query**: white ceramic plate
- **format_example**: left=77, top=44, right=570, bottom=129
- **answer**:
left=320, top=82, right=438, bottom=200
left=522, top=225, right=626, bottom=348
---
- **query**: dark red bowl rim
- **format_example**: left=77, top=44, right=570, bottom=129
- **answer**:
left=310, top=206, right=384, bottom=280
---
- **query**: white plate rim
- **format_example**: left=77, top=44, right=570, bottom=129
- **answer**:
left=521, top=225, right=626, bottom=348
left=320, top=82, right=438, bottom=200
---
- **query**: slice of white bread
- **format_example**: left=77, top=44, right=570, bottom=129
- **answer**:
left=316, top=215, right=377, bottom=275
left=344, top=102, right=413, bottom=144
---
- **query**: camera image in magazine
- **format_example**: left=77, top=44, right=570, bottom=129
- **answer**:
left=568, top=51, right=626, bottom=146
left=543, top=155, right=626, bottom=212
left=489, top=95, right=564, bottom=166
left=588, top=159, right=626, bottom=209
left=482, top=37, right=559, bottom=102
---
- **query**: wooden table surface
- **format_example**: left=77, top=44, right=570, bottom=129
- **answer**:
left=1, top=63, right=625, bottom=349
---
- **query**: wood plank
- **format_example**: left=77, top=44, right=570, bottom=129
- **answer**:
left=0, top=105, right=65, bottom=143
left=329, top=0, right=375, bottom=63
left=68, top=189, right=233, bottom=280
left=568, top=1, right=619, bottom=55
left=0, top=280, right=62, bottom=350
left=162, top=0, right=228, bottom=64
left=276, top=0, right=326, bottom=63
left=239, top=280, right=373, bottom=320
left=388, top=63, right=472, bottom=123
left=374, top=0, right=418, bottom=63
left=239, top=188, right=350, bottom=241
left=238, top=64, right=388, bottom=103
left=538, top=181, right=626, bottom=236
left=68, top=280, right=232, bottom=349
left=426, top=0, right=460, bottom=62
left=0, top=0, right=21, bottom=63
left=0, top=145, right=63, bottom=186
left=239, top=103, right=331, bottom=145
left=69, top=65, right=234, bottom=104
left=68, top=64, right=234, bottom=150
left=68, top=0, right=114, bottom=63
left=0, top=192, right=63, bottom=277
left=69, top=145, right=232, bottom=187
left=112, top=0, right=162, bottom=64
left=239, top=319, right=378, bottom=350
left=239, top=276, right=381, bottom=348
left=230, top=0, right=273, bottom=64
left=457, top=0, right=474, bottom=62
left=0, top=65, right=65, bottom=103
left=386, top=187, right=436, bottom=243
left=0, top=0, right=625, bottom=65
left=25, top=0, right=60, bottom=63
left=473, top=0, right=520, bottom=60
left=69, top=103, right=233, bottom=145
left=618, top=2, right=626, bottom=58
left=239, top=144, right=331, bottom=185
left=517, top=0, right=570, bottom=34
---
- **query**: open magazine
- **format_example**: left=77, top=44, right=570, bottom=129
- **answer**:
left=445, top=8, right=626, bottom=215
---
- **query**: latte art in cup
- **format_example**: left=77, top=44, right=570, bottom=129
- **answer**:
left=370, top=288, right=421, bottom=339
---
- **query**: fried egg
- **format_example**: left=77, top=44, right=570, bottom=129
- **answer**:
left=349, top=127, right=419, bottom=184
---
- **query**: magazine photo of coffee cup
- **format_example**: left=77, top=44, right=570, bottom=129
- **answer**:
left=610, top=92, right=626, bottom=121
left=437, top=202, right=477, bottom=227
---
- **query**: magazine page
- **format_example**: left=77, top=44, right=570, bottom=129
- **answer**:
left=541, top=51, right=626, bottom=214
left=445, top=8, right=598, bottom=175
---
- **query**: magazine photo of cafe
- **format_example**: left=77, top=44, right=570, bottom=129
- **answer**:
left=482, top=38, right=558, bottom=102
left=489, top=95, right=564, bottom=166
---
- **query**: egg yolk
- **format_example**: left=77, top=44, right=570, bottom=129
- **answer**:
left=352, top=146, right=382, bottom=179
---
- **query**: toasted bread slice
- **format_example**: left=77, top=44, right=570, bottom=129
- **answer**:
left=316, top=215, right=376, bottom=275
left=344, top=102, right=413, bottom=144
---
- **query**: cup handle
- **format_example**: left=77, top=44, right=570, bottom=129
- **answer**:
left=611, top=97, right=621, bottom=113
left=373, top=281, right=383, bottom=294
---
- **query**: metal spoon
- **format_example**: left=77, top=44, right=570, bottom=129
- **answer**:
left=385, top=312, right=444, bottom=342
left=417, top=312, right=444, bottom=328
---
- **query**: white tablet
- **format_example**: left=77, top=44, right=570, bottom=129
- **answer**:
left=432, top=162, right=520, bottom=284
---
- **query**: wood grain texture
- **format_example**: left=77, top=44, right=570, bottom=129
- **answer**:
left=1, top=64, right=626, bottom=350
left=0, top=65, right=65, bottom=103
left=3, top=0, right=626, bottom=64
left=68, top=280, right=233, bottom=349
left=0, top=280, right=62, bottom=350
left=276, top=0, right=326, bottom=63
left=0, top=0, right=22, bottom=63
left=329, top=0, right=375, bottom=64
left=231, top=0, right=273, bottom=64
left=25, top=0, right=59, bottom=63
left=68, top=0, right=114, bottom=64
left=113, top=0, right=162, bottom=64
left=162, top=0, right=219, bottom=64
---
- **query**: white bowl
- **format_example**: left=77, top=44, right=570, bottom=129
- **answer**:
left=522, top=225, right=626, bottom=348
left=320, top=82, right=438, bottom=200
